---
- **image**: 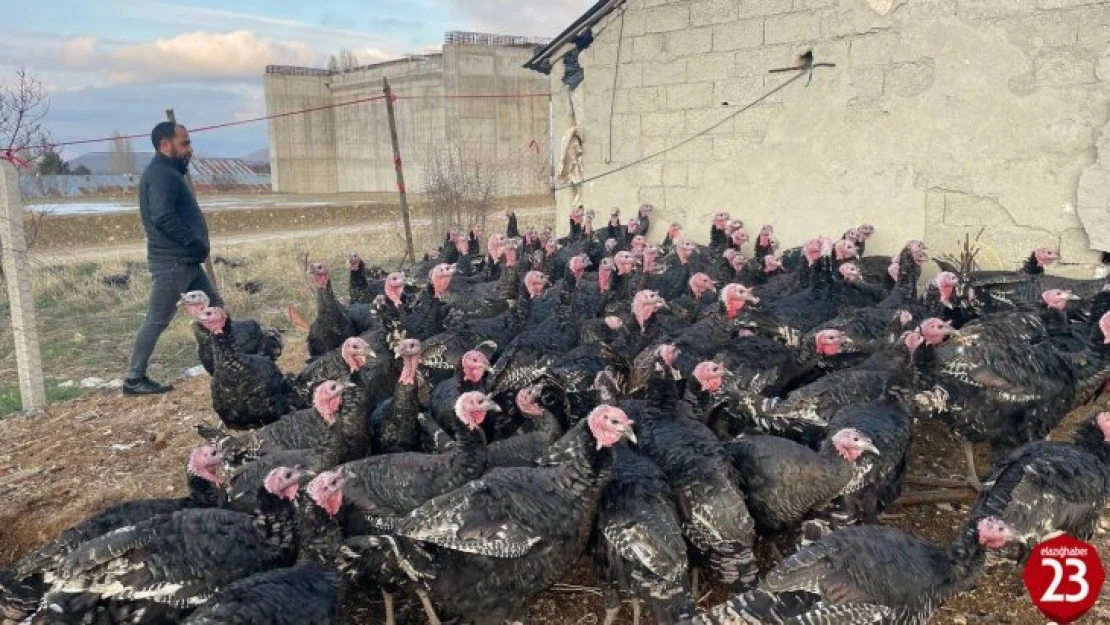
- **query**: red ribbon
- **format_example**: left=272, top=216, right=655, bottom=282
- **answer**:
left=0, top=149, right=28, bottom=168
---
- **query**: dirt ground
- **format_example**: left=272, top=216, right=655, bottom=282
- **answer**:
left=2, top=316, right=1107, bottom=623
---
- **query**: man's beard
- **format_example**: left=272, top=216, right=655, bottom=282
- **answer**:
left=171, top=152, right=190, bottom=173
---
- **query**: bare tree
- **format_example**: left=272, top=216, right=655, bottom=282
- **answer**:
left=108, top=131, right=134, bottom=175
left=0, top=66, right=50, bottom=160
left=421, top=147, right=501, bottom=248
left=338, top=49, right=359, bottom=70
left=326, top=54, right=339, bottom=72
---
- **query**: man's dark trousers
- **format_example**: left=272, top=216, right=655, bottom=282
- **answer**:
left=125, top=262, right=223, bottom=380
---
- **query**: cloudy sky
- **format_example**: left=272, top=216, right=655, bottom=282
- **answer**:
left=1, top=0, right=591, bottom=158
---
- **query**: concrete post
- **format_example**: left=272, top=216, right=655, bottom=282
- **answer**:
left=0, top=161, right=47, bottom=410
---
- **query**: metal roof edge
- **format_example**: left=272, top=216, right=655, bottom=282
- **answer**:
left=523, top=0, right=623, bottom=73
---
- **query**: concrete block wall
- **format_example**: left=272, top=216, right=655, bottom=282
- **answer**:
left=550, top=0, right=1110, bottom=277
left=264, top=44, right=550, bottom=198
left=264, top=74, right=338, bottom=194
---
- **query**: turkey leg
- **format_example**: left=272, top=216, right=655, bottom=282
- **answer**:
left=632, top=599, right=641, bottom=625
left=382, top=590, right=395, bottom=625
left=962, top=441, right=984, bottom=492
left=417, top=590, right=441, bottom=625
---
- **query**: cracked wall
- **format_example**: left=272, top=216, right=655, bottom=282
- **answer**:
left=550, top=0, right=1110, bottom=276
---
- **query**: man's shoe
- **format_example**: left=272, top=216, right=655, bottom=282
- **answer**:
left=122, top=376, right=173, bottom=396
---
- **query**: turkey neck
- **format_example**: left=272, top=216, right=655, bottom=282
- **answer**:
left=251, top=489, right=300, bottom=566
left=553, top=421, right=616, bottom=504
left=449, top=418, right=489, bottom=477
left=941, top=523, right=992, bottom=596
left=315, top=281, right=345, bottom=320
left=1074, top=421, right=1110, bottom=468
left=211, top=323, right=250, bottom=375
left=496, top=263, right=519, bottom=301
left=314, top=378, right=370, bottom=470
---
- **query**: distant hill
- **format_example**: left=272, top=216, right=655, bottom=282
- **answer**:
left=68, top=152, right=154, bottom=175
left=241, top=148, right=269, bottom=164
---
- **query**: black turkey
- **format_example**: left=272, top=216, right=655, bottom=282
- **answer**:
left=180, top=290, right=282, bottom=375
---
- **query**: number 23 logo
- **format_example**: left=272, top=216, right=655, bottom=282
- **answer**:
left=1040, top=558, right=1089, bottom=603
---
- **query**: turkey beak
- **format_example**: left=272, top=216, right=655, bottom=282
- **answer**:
left=860, top=441, right=881, bottom=456
left=623, top=425, right=638, bottom=445
left=1064, top=293, right=1081, bottom=301
left=747, top=295, right=761, bottom=305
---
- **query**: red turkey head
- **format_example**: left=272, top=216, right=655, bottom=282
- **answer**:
left=819, top=236, right=835, bottom=257
left=605, top=238, right=619, bottom=253
left=429, top=264, right=456, bottom=299
left=524, top=270, right=549, bottom=299
left=503, top=238, right=520, bottom=267
left=312, top=379, right=349, bottom=425
left=838, top=262, right=862, bottom=282
left=308, top=262, right=330, bottom=290
left=179, top=290, right=210, bottom=317
left=461, top=350, right=492, bottom=384
left=197, top=307, right=228, bottom=335
left=693, top=361, right=726, bottom=393
left=730, top=253, right=749, bottom=275
left=688, top=273, right=717, bottom=298
left=1097, top=412, right=1110, bottom=441
left=187, top=445, right=225, bottom=486
left=919, top=318, right=954, bottom=345
left=385, top=272, right=406, bottom=307
left=1041, top=289, right=1079, bottom=311
left=630, top=235, right=647, bottom=255
left=731, top=228, right=750, bottom=248
left=834, top=239, right=858, bottom=261
left=307, top=470, right=346, bottom=517
left=614, top=251, right=637, bottom=276
left=632, top=290, right=668, bottom=331
left=264, top=466, right=304, bottom=501
left=587, top=405, right=636, bottom=449
left=757, top=224, right=774, bottom=247
left=656, top=344, right=679, bottom=368
left=723, top=248, right=738, bottom=263
left=712, top=211, right=730, bottom=231
left=642, top=245, right=660, bottom=273
left=977, top=516, right=1016, bottom=550
left=453, top=234, right=470, bottom=256
left=394, top=338, right=422, bottom=385
left=583, top=209, right=595, bottom=235
left=932, top=272, right=959, bottom=308
left=857, top=224, right=875, bottom=240
left=471, top=223, right=484, bottom=238
left=676, top=240, right=696, bottom=264
left=341, top=337, right=374, bottom=373
left=763, top=254, right=783, bottom=273
left=813, top=329, right=851, bottom=357
left=896, top=310, right=914, bottom=328
left=569, top=254, right=591, bottom=282
left=487, top=234, right=507, bottom=261
left=842, top=228, right=860, bottom=243
left=544, top=239, right=559, bottom=255
left=727, top=220, right=744, bottom=235
left=639, top=203, right=654, bottom=219
left=570, top=205, right=584, bottom=224
left=604, top=315, right=624, bottom=330
left=803, top=238, right=824, bottom=266
left=1100, top=312, right=1110, bottom=344
left=908, top=240, right=928, bottom=266
left=610, top=206, right=621, bottom=217
left=598, top=258, right=615, bottom=292
left=347, top=252, right=364, bottom=272
left=454, top=391, right=501, bottom=431
left=627, top=219, right=640, bottom=235
left=667, top=222, right=682, bottom=241
left=902, top=330, right=925, bottom=356
left=720, top=283, right=758, bottom=318
left=887, top=259, right=900, bottom=282
left=831, top=428, right=880, bottom=462
left=1034, top=246, right=1059, bottom=267
left=516, top=385, right=543, bottom=417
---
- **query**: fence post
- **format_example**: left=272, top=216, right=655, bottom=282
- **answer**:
left=382, top=78, right=416, bottom=264
left=166, top=108, right=218, bottom=282
left=0, top=161, right=47, bottom=411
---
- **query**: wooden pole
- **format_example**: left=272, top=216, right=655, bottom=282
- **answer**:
left=165, top=109, right=218, bottom=282
left=0, top=161, right=46, bottom=410
left=382, top=78, right=415, bottom=264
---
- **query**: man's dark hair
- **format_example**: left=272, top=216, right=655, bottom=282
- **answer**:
left=150, top=121, right=181, bottom=150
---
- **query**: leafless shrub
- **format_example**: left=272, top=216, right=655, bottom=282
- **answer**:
left=421, top=147, right=501, bottom=248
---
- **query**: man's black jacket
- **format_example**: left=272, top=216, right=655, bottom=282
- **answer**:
left=139, top=153, right=210, bottom=264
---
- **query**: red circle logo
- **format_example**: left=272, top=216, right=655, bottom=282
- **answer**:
left=1023, top=534, right=1105, bottom=624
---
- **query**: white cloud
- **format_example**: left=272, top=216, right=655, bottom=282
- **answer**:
left=58, top=31, right=321, bottom=84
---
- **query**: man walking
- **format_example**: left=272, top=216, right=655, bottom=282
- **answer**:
left=123, top=121, right=222, bottom=395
